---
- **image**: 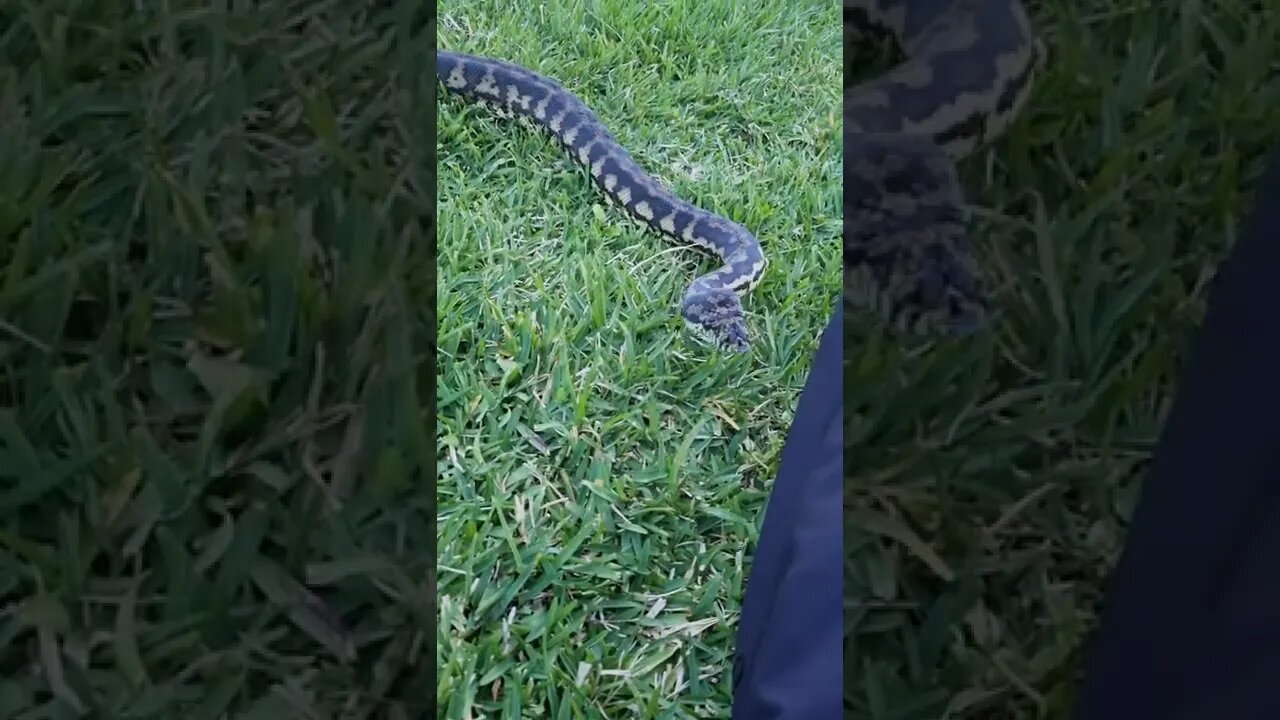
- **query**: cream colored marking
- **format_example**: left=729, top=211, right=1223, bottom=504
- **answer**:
left=846, top=88, right=892, bottom=111
left=633, top=201, right=653, bottom=220
left=590, top=156, right=605, bottom=176
left=858, top=3, right=910, bottom=46
left=658, top=213, right=677, bottom=233
left=846, top=2, right=1040, bottom=157
left=921, top=14, right=982, bottom=55
left=681, top=222, right=697, bottom=241
left=549, top=110, right=568, bottom=133
left=562, top=126, right=579, bottom=146
left=446, top=65, right=467, bottom=89
left=534, top=94, right=550, bottom=120
left=476, top=70, right=499, bottom=96
left=616, top=185, right=632, bottom=205
left=979, top=48, right=1041, bottom=139
left=893, top=60, right=936, bottom=90
left=604, top=174, right=617, bottom=191
left=727, top=272, right=750, bottom=291
left=893, top=46, right=1035, bottom=158
left=504, top=85, right=532, bottom=111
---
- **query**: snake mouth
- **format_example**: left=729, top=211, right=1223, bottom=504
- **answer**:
left=683, top=317, right=750, bottom=353
left=719, top=325, right=752, bottom=353
left=884, top=296, right=988, bottom=337
left=846, top=257, right=988, bottom=337
left=900, top=273, right=989, bottom=336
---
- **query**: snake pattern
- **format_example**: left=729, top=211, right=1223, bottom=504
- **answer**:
left=844, top=0, right=1044, bottom=335
left=437, top=50, right=767, bottom=353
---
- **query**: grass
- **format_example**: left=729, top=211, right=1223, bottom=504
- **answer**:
left=0, top=1, right=430, bottom=717
left=845, top=0, right=1280, bottom=718
left=436, top=0, right=840, bottom=716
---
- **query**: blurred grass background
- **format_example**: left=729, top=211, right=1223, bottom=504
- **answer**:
left=436, top=0, right=840, bottom=716
left=845, top=0, right=1280, bottom=717
left=0, top=1, right=431, bottom=716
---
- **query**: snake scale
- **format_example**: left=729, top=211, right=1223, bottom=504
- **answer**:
left=437, top=49, right=767, bottom=353
left=845, top=0, right=1044, bottom=335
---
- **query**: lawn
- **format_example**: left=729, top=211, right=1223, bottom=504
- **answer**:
left=435, top=0, right=841, bottom=716
left=0, top=1, right=430, bottom=717
left=845, top=0, right=1280, bottom=718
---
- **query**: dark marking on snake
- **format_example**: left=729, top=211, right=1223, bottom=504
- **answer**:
left=437, top=50, right=768, bottom=353
left=844, top=0, right=1044, bottom=335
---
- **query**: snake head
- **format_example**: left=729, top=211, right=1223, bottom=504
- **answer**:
left=846, top=215, right=988, bottom=336
left=681, top=287, right=750, bottom=353
left=845, top=133, right=988, bottom=336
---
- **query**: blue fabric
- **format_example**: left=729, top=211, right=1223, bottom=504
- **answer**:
left=1072, top=150, right=1280, bottom=718
left=731, top=303, right=842, bottom=719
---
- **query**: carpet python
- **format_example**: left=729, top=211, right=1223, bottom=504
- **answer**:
left=844, top=0, right=1044, bottom=335
left=437, top=50, right=767, bottom=353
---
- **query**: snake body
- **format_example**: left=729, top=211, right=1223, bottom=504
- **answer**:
left=437, top=50, right=767, bottom=352
left=844, top=0, right=1043, bottom=335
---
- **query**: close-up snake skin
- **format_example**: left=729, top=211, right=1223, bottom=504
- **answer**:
left=844, top=0, right=1044, bottom=335
left=437, top=50, right=768, bottom=353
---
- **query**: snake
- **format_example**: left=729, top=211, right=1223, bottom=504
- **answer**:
left=844, top=0, right=1044, bottom=335
left=437, top=50, right=767, bottom=353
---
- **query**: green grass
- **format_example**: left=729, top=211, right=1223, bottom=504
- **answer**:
left=436, top=0, right=840, bottom=716
left=845, top=0, right=1280, bottom=718
left=0, top=1, right=430, bottom=717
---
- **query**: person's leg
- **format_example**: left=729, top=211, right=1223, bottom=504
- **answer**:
left=1073, top=152, right=1280, bottom=718
left=731, top=302, right=842, bottom=718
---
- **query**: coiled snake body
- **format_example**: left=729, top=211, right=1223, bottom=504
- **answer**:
left=437, top=50, right=767, bottom=352
left=845, top=0, right=1043, bottom=334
